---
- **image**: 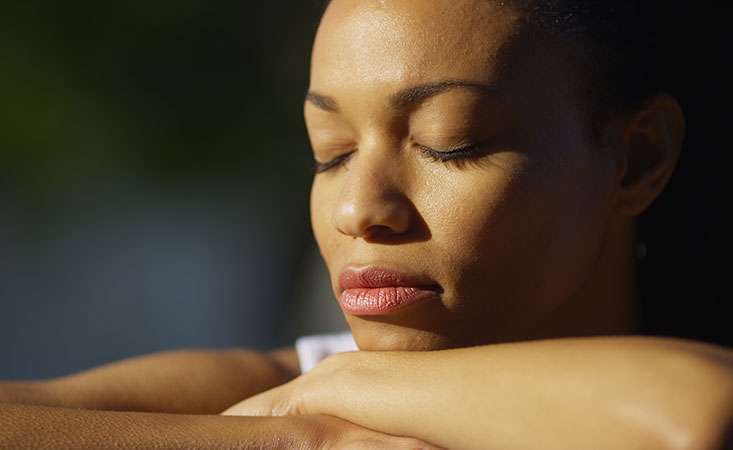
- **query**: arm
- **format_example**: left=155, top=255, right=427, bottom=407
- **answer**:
left=226, top=337, right=733, bottom=450
left=0, top=348, right=299, bottom=414
left=0, top=350, right=439, bottom=449
left=0, top=404, right=437, bottom=449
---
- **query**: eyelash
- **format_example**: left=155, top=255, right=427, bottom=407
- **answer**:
left=313, top=143, right=483, bottom=174
left=313, top=152, right=355, bottom=174
left=415, top=143, right=483, bottom=164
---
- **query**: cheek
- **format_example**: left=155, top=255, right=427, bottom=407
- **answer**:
left=422, top=154, right=612, bottom=310
left=420, top=158, right=534, bottom=276
left=309, top=178, right=339, bottom=267
left=309, top=179, right=329, bottom=254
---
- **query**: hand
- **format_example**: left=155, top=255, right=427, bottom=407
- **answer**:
left=221, top=351, right=357, bottom=417
left=279, top=414, right=442, bottom=450
left=222, top=352, right=443, bottom=449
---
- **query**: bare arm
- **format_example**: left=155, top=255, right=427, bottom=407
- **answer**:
left=0, top=404, right=439, bottom=449
left=0, top=349, right=439, bottom=449
left=0, top=404, right=302, bottom=449
left=0, top=348, right=299, bottom=414
left=227, top=337, right=733, bottom=450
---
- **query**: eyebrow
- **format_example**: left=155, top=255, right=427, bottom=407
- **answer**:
left=305, top=79, right=498, bottom=113
left=305, top=92, right=339, bottom=112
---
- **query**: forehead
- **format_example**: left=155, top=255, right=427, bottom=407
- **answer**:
left=311, top=0, right=523, bottom=92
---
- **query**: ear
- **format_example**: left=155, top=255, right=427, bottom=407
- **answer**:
left=613, top=93, right=686, bottom=217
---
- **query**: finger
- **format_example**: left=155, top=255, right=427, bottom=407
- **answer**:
left=354, top=440, right=439, bottom=449
left=312, top=416, right=444, bottom=450
left=221, top=385, right=294, bottom=416
left=221, top=395, right=272, bottom=416
left=335, top=434, right=445, bottom=450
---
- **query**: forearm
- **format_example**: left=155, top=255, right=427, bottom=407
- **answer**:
left=0, top=404, right=306, bottom=450
left=0, top=404, right=439, bottom=450
left=307, top=337, right=733, bottom=450
left=0, top=381, right=60, bottom=407
left=1, top=349, right=294, bottom=414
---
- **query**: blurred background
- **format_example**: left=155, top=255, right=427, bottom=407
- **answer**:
left=1, top=1, right=730, bottom=379
left=1, top=1, right=346, bottom=379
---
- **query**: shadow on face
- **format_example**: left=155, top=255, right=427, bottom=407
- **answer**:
left=306, top=0, right=660, bottom=351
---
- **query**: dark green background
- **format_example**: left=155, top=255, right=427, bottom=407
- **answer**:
left=1, top=2, right=340, bottom=379
left=1, top=1, right=730, bottom=379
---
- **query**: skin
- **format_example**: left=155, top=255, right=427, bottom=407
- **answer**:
left=1, top=350, right=435, bottom=449
left=2, top=1, right=730, bottom=448
left=307, top=0, right=655, bottom=351
left=223, top=1, right=731, bottom=449
left=0, top=404, right=435, bottom=449
left=226, top=337, right=733, bottom=450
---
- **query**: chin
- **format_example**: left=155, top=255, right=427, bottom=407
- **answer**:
left=348, top=318, right=461, bottom=351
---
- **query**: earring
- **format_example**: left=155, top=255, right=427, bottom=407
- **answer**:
left=636, top=240, right=647, bottom=261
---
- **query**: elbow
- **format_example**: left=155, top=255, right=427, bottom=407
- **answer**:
left=620, top=338, right=733, bottom=450
left=657, top=345, right=733, bottom=450
left=649, top=401, right=733, bottom=450
left=669, top=420, right=733, bottom=450
left=682, top=411, right=733, bottom=450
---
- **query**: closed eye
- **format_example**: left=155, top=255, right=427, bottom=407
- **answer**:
left=313, top=151, right=355, bottom=174
left=314, top=142, right=490, bottom=174
left=416, top=143, right=483, bottom=161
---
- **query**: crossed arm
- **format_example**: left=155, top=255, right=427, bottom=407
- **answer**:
left=0, top=348, right=297, bottom=414
left=2, top=338, right=731, bottom=449
left=0, top=349, right=435, bottom=449
left=224, top=336, right=733, bottom=450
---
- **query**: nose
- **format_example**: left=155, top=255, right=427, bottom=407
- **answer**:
left=333, top=151, right=412, bottom=240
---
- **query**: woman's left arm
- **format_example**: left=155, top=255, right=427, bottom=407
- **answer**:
left=224, top=336, right=733, bottom=450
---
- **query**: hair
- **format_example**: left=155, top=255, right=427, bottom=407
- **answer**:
left=525, top=3, right=678, bottom=103
left=317, top=0, right=731, bottom=346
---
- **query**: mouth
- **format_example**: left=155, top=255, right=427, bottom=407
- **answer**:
left=337, top=266, right=443, bottom=316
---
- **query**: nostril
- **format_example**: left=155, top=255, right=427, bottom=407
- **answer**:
left=333, top=187, right=413, bottom=239
left=363, top=224, right=396, bottom=240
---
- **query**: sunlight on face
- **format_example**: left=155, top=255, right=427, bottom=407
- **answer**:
left=307, top=0, right=621, bottom=351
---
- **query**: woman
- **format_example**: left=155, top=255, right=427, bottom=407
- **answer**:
left=2, top=1, right=731, bottom=448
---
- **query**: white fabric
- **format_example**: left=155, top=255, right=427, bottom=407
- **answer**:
left=295, top=331, right=358, bottom=374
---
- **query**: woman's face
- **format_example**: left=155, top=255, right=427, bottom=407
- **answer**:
left=307, top=0, right=622, bottom=351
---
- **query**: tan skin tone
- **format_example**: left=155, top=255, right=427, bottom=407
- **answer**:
left=225, top=1, right=732, bottom=449
left=305, top=0, right=640, bottom=351
left=1, top=0, right=731, bottom=448
left=0, top=351, right=435, bottom=448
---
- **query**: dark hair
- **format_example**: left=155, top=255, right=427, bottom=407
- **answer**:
left=522, top=2, right=682, bottom=110
left=318, top=0, right=731, bottom=346
left=511, top=2, right=718, bottom=161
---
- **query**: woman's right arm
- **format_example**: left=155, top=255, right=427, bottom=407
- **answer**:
left=0, top=350, right=437, bottom=449
left=0, top=404, right=433, bottom=449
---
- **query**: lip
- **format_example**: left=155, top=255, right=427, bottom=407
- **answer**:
left=337, top=266, right=442, bottom=315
